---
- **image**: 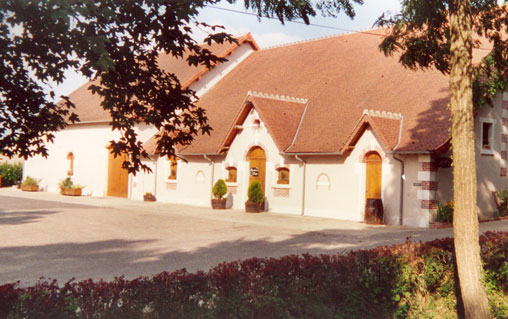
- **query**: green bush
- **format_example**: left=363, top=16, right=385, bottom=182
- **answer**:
left=22, top=176, right=40, bottom=186
left=495, top=189, right=508, bottom=217
left=437, top=201, right=453, bottom=223
left=247, top=181, right=263, bottom=203
left=58, top=177, right=84, bottom=190
left=212, top=179, right=227, bottom=199
left=0, top=162, right=22, bottom=187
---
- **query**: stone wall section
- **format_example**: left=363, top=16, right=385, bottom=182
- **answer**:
left=418, top=155, right=437, bottom=217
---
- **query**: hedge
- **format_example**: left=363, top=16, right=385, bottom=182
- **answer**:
left=0, top=162, right=22, bottom=187
left=1, top=232, right=508, bottom=318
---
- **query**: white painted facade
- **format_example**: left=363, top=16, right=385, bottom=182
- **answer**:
left=23, top=34, right=508, bottom=228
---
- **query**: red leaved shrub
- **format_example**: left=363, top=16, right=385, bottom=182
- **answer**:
left=2, top=232, right=508, bottom=318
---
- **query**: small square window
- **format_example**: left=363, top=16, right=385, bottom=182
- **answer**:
left=226, top=167, right=237, bottom=183
left=277, top=168, right=290, bottom=184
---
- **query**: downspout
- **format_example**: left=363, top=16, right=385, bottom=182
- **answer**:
left=153, top=154, right=158, bottom=198
left=392, top=154, right=405, bottom=226
left=204, top=155, right=215, bottom=198
left=392, top=115, right=405, bottom=226
left=295, top=155, right=306, bottom=216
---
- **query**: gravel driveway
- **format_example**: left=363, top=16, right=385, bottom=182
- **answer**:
left=1, top=188, right=507, bottom=286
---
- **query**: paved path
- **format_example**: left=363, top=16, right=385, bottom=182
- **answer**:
left=1, top=187, right=507, bottom=286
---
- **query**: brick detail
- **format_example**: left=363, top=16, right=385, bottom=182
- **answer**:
left=421, top=200, right=437, bottom=209
left=422, top=162, right=437, bottom=171
left=501, top=168, right=507, bottom=177
left=503, top=100, right=508, bottom=109
left=421, top=181, right=438, bottom=191
left=503, top=118, right=508, bottom=126
left=166, top=183, right=177, bottom=190
left=274, top=188, right=290, bottom=197
left=502, top=151, right=507, bottom=160
left=228, top=186, right=237, bottom=195
left=503, top=134, right=508, bottom=143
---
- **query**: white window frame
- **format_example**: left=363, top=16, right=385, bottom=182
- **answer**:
left=480, top=118, right=496, bottom=155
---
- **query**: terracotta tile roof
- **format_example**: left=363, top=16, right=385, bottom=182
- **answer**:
left=183, top=29, right=455, bottom=154
left=216, top=92, right=308, bottom=153
left=342, top=110, right=402, bottom=152
left=67, top=34, right=258, bottom=123
left=142, top=128, right=187, bottom=156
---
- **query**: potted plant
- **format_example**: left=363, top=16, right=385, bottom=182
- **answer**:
left=211, top=179, right=227, bottom=209
left=144, top=192, right=156, bottom=202
left=21, top=176, right=40, bottom=192
left=245, top=181, right=264, bottom=213
left=59, top=177, right=84, bottom=196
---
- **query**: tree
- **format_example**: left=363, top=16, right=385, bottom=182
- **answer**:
left=0, top=0, right=360, bottom=173
left=378, top=1, right=508, bottom=318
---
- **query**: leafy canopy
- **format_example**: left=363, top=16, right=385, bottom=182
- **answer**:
left=377, top=0, right=508, bottom=108
left=0, top=0, right=361, bottom=173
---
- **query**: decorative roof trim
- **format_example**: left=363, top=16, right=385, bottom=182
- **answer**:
left=247, top=91, right=308, bottom=104
left=362, top=109, right=403, bottom=120
left=261, top=27, right=386, bottom=51
left=182, top=33, right=260, bottom=89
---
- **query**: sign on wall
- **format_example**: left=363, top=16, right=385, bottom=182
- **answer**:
left=250, top=167, right=259, bottom=177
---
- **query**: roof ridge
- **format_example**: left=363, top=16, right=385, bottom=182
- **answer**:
left=363, top=109, right=403, bottom=120
left=260, top=27, right=385, bottom=51
left=248, top=91, right=308, bottom=104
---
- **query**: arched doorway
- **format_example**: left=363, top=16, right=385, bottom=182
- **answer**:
left=364, top=151, right=383, bottom=224
left=107, top=152, right=129, bottom=198
left=247, top=147, right=266, bottom=195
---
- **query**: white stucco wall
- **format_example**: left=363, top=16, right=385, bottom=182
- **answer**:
left=474, top=92, right=508, bottom=218
left=23, top=123, right=156, bottom=197
left=399, top=155, right=431, bottom=228
left=303, top=128, right=402, bottom=224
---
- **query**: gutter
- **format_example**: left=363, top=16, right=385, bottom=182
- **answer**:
left=295, top=155, right=307, bottom=216
left=281, top=152, right=343, bottom=156
left=392, top=154, right=405, bottom=225
left=203, top=155, right=215, bottom=199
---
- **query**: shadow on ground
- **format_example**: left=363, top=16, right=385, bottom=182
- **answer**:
left=0, top=225, right=457, bottom=286
left=0, top=210, right=59, bottom=225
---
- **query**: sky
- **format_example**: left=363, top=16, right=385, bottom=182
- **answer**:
left=53, top=0, right=401, bottom=97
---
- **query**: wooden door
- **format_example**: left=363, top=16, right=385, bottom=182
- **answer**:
left=365, top=152, right=382, bottom=199
left=107, top=152, right=129, bottom=198
left=247, top=147, right=266, bottom=195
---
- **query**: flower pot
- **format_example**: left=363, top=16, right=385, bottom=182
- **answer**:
left=21, top=184, right=39, bottom=192
left=61, top=188, right=82, bottom=196
left=144, top=193, right=156, bottom=202
left=245, top=201, right=264, bottom=213
left=211, top=198, right=227, bottom=209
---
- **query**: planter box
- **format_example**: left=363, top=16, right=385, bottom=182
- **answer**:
left=61, top=188, right=82, bottom=196
left=211, top=198, right=227, bottom=209
left=144, top=193, right=156, bottom=202
left=245, top=201, right=264, bottom=213
left=21, top=184, right=39, bottom=192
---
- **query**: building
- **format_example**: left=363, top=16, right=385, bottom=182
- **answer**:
left=24, top=30, right=508, bottom=227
